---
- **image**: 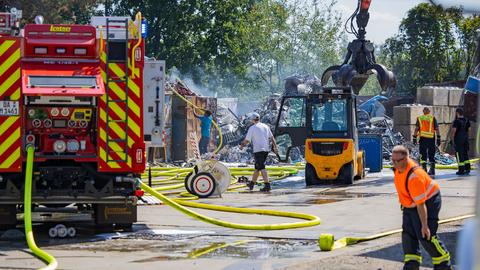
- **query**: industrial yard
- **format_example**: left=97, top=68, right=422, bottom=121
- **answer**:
left=0, top=1, right=479, bottom=270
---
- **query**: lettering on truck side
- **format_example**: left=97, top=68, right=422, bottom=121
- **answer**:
left=49, top=25, right=71, bottom=32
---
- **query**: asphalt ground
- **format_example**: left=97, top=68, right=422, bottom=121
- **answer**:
left=0, top=168, right=476, bottom=270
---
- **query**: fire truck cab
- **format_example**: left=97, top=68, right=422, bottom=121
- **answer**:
left=0, top=11, right=146, bottom=230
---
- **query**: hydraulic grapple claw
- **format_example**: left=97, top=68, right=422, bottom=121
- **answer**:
left=320, top=0, right=397, bottom=96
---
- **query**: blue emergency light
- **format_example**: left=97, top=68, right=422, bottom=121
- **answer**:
left=141, top=19, right=147, bottom=38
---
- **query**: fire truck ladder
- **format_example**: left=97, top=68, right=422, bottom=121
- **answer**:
left=105, top=18, right=130, bottom=163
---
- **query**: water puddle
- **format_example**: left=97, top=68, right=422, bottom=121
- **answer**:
left=314, top=190, right=377, bottom=199
left=304, top=190, right=378, bottom=205
left=305, top=198, right=340, bottom=205
left=57, top=234, right=317, bottom=261
left=188, top=239, right=316, bottom=259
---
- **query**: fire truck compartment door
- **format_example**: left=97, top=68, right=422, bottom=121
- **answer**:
left=22, top=74, right=105, bottom=96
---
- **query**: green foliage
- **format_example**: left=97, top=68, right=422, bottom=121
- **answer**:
left=112, top=0, right=345, bottom=101
left=378, top=3, right=480, bottom=95
left=243, top=0, right=345, bottom=97
left=1, top=0, right=102, bottom=24
left=3, top=0, right=346, bottom=101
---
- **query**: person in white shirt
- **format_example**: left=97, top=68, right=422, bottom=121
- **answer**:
left=240, top=112, right=278, bottom=192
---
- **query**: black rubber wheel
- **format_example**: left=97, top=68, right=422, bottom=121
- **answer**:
left=115, top=223, right=133, bottom=232
left=305, top=163, right=320, bottom=186
left=94, top=224, right=114, bottom=233
left=184, top=172, right=194, bottom=194
left=361, top=154, right=366, bottom=179
left=340, top=162, right=354, bottom=185
left=189, top=172, right=216, bottom=198
left=0, top=224, right=16, bottom=231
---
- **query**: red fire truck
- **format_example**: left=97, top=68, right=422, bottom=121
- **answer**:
left=0, top=11, right=146, bottom=230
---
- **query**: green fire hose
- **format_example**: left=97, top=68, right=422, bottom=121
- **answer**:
left=24, top=145, right=58, bottom=270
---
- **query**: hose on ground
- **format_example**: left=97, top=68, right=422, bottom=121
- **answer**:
left=318, top=214, right=475, bottom=251
left=24, top=145, right=58, bottom=270
left=138, top=179, right=321, bottom=230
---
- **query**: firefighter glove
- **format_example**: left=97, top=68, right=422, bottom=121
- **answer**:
left=412, top=135, right=417, bottom=145
left=436, top=136, right=441, bottom=146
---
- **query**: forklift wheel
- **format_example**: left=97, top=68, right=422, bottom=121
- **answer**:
left=340, top=163, right=354, bottom=185
left=305, top=163, right=320, bottom=186
left=361, top=154, right=366, bottom=179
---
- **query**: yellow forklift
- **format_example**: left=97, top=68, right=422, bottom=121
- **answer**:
left=274, top=86, right=365, bottom=185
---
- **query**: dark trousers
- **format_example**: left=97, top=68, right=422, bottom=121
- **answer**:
left=454, top=139, right=470, bottom=172
left=419, top=138, right=436, bottom=166
left=199, top=136, right=210, bottom=155
left=402, top=193, right=451, bottom=269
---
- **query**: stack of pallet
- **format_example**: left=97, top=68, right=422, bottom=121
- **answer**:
left=393, top=86, right=476, bottom=154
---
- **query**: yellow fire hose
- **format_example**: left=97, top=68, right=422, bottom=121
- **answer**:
left=139, top=180, right=321, bottom=230
left=188, top=240, right=254, bottom=258
left=24, top=145, right=58, bottom=270
left=384, top=158, right=479, bottom=170
left=318, top=214, right=475, bottom=251
left=169, top=85, right=223, bottom=154
left=17, top=149, right=474, bottom=268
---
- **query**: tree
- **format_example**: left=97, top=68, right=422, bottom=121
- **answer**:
left=0, top=0, right=101, bottom=24
left=240, top=0, right=345, bottom=97
left=111, top=0, right=345, bottom=100
left=378, top=3, right=478, bottom=95
left=456, top=15, right=480, bottom=77
left=111, top=0, right=258, bottom=97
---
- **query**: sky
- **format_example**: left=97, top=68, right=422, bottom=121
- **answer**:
left=332, top=0, right=480, bottom=44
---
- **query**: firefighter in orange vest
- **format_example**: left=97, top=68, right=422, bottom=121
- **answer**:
left=413, top=107, right=441, bottom=176
left=392, top=145, right=452, bottom=270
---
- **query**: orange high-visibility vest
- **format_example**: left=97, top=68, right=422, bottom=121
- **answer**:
left=394, top=158, right=440, bottom=208
left=417, top=114, right=435, bottom=138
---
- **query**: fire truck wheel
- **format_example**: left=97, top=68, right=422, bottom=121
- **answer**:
left=184, top=172, right=194, bottom=195
left=115, top=223, right=133, bottom=232
left=94, top=224, right=114, bottom=233
left=189, top=172, right=216, bottom=198
left=0, top=224, right=16, bottom=231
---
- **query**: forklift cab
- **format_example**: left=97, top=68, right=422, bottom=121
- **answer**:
left=274, top=87, right=365, bottom=185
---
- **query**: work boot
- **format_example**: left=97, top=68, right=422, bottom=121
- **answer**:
left=456, top=166, right=465, bottom=175
left=433, top=263, right=454, bottom=270
left=465, top=163, right=471, bottom=175
left=428, top=163, right=435, bottom=176
left=403, top=261, right=420, bottom=270
left=422, top=163, right=428, bottom=172
left=259, top=182, right=271, bottom=192
left=247, top=181, right=255, bottom=191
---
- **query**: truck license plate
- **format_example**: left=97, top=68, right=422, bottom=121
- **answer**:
left=0, top=101, right=19, bottom=116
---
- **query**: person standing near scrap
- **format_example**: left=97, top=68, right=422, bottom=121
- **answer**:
left=450, top=108, right=471, bottom=175
left=413, top=107, right=441, bottom=176
left=240, top=113, right=278, bottom=192
left=193, top=109, right=213, bottom=155
left=391, top=145, right=452, bottom=270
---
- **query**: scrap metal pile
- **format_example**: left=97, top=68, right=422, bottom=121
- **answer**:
left=216, top=90, right=306, bottom=164
left=216, top=96, right=289, bottom=165
left=357, top=100, right=455, bottom=165
left=166, top=80, right=198, bottom=96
